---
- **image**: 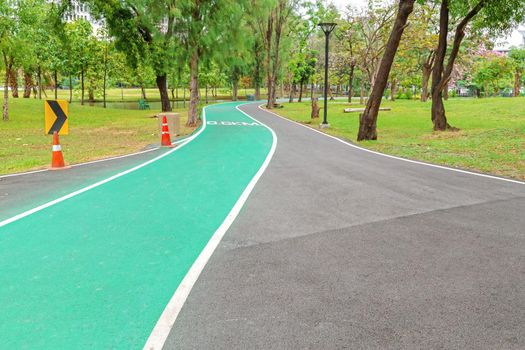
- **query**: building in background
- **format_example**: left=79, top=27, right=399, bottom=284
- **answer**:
left=494, top=27, right=525, bottom=54
left=49, top=0, right=103, bottom=33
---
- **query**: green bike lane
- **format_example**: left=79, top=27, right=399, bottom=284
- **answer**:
left=0, top=102, right=275, bottom=349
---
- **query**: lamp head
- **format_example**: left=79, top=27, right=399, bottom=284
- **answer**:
left=318, top=22, right=337, bottom=35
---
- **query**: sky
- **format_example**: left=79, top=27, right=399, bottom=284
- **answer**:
left=331, top=0, right=367, bottom=11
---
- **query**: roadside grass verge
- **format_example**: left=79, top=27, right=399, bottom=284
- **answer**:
left=0, top=98, right=197, bottom=175
left=276, top=97, right=525, bottom=181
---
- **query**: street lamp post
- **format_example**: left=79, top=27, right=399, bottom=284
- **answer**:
left=318, top=22, right=337, bottom=128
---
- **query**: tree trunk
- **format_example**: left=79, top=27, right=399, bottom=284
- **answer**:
left=69, top=75, right=73, bottom=103
left=298, top=80, right=304, bottom=102
left=187, top=51, right=199, bottom=126
left=183, top=85, right=186, bottom=108
left=205, top=85, right=209, bottom=104
left=232, top=79, right=238, bottom=101
left=156, top=74, right=172, bottom=112
left=443, top=86, right=449, bottom=100
left=431, top=0, right=484, bottom=131
left=2, top=51, right=10, bottom=121
left=54, top=70, right=58, bottom=100
left=37, top=66, right=42, bottom=100
left=9, top=67, right=18, bottom=98
left=23, top=71, right=31, bottom=98
left=310, top=79, right=315, bottom=99
left=360, top=79, right=365, bottom=105
left=421, top=65, right=432, bottom=102
left=493, top=83, right=499, bottom=97
left=176, top=67, right=181, bottom=107
left=81, top=68, right=85, bottom=105
left=311, top=97, right=320, bottom=119
left=514, top=71, right=521, bottom=97
left=265, top=14, right=274, bottom=109
left=430, top=0, right=449, bottom=130
left=348, top=64, right=355, bottom=103
left=390, top=78, right=397, bottom=101
left=253, top=40, right=262, bottom=101
left=141, top=86, right=147, bottom=100
left=358, top=0, right=415, bottom=141
left=270, top=14, right=284, bottom=108
left=103, top=42, right=108, bottom=108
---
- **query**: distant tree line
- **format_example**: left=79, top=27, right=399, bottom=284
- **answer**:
left=2, top=0, right=525, bottom=141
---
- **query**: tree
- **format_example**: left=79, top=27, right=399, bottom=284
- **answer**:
left=85, top=0, right=178, bottom=112
left=357, top=0, right=416, bottom=141
left=0, top=0, right=14, bottom=121
left=431, top=0, right=525, bottom=131
left=473, top=53, right=513, bottom=96
left=177, top=0, right=245, bottom=125
left=0, top=0, right=46, bottom=119
left=289, top=52, right=317, bottom=102
left=509, top=48, right=525, bottom=97
left=66, top=20, right=93, bottom=105
left=252, top=0, right=298, bottom=109
left=395, top=3, right=439, bottom=102
left=354, top=2, right=396, bottom=94
left=336, top=15, right=361, bottom=103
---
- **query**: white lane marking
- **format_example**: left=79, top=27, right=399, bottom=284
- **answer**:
left=143, top=104, right=278, bottom=350
left=207, top=120, right=260, bottom=126
left=257, top=104, right=525, bottom=186
left=0, top=109, right=208, bottom=229
left=0, top=168, right=50, bottom=179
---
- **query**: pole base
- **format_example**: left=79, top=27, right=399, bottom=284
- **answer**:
left=320, top=123, right=330, bottom=129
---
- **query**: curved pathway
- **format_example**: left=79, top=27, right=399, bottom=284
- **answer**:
left=0, top=102, right=275, bottom=349
left=164, top=103, right=525, bottom=350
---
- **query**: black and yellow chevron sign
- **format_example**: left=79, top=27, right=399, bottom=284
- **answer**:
left=44, top=100, right=69, bottom=135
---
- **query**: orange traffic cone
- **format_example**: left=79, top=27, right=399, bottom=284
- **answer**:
left=161, top=115, right=173, bottom=147
left=50, top=131, right=69, bottom=170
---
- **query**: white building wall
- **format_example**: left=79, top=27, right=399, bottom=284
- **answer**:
left=494, top=27, right=525, bottom=53
left=47, top=0, right=103, bottom=34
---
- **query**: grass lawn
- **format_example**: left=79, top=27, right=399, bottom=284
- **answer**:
left=0, top=98, right=197, bottom=175
left=276, top=97, right=525, bottom=181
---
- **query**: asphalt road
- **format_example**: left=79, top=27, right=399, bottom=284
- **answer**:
left=0, top=147, right=165, bottom=221
left=164, top=103, right=525, bottom=349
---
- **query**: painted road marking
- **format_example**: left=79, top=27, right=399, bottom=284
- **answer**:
left=0, top=102, right=274, bottom=349
left=143, top=104, right=277, bottom=350
left=257, top=104, right=525, bottom=186
left=207, top=120, right=260, bottom=126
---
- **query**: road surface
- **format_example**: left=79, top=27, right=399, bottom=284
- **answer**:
left=164, top=103, right=525, bottom=350
left=0, top=102, right=274, bottom=349
left=1, top=102, right=524, bottom=349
